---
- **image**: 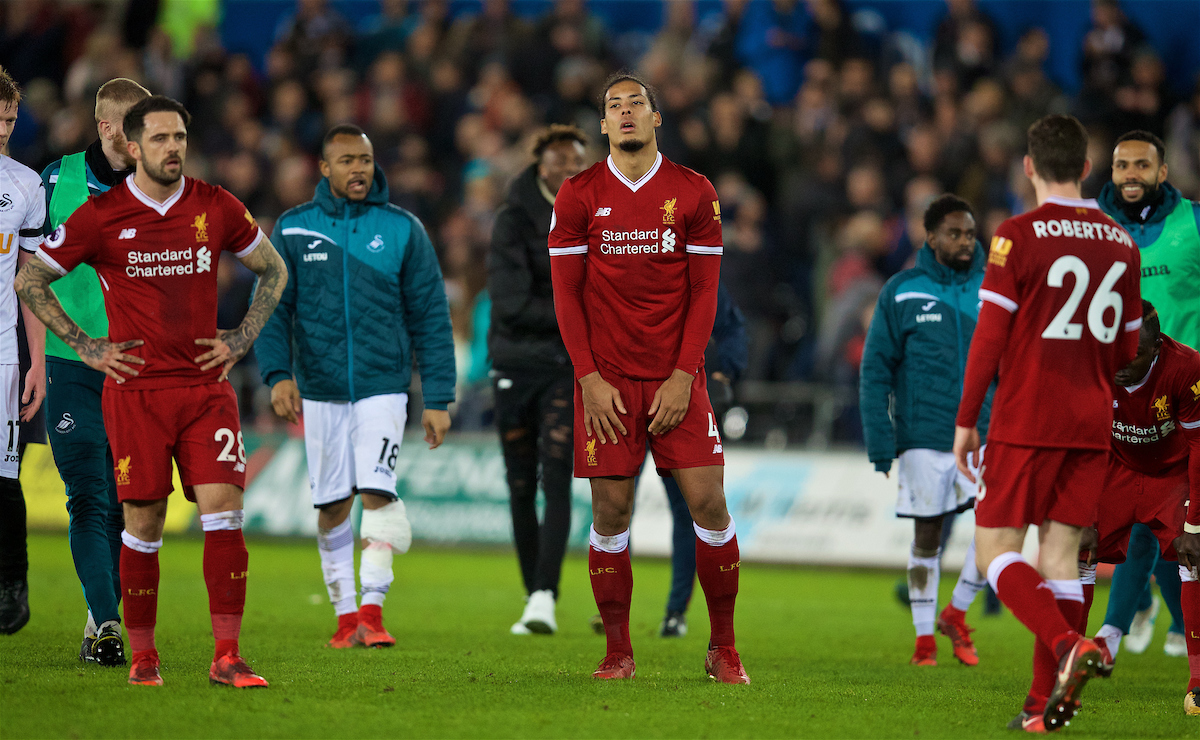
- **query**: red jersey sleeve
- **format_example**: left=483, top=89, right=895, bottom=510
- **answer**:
left=1117, top=242, right=1142, bottom=364
left=1175, top=352, right=1200, bottom=527
left=674, top=177, right=722, bottom=374
left=36, top=199, right=101, bottom=276
left=215, top=187, right=264, bottom=257
left=548, top=178, right=597, bottom=379
left=683, top=178, right=722, bottom=253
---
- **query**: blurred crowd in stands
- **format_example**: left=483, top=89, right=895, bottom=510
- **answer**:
left=3, top=0, right=1199, bottom=442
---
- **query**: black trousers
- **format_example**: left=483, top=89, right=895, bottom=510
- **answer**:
left=493, top=367, right=574, bottom=598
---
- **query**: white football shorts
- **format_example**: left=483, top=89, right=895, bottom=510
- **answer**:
left=0, top=364, right=17, bottom=479
left=303, top=393, right=408, bottom=507
left=895, top=446, right=983, bottom=519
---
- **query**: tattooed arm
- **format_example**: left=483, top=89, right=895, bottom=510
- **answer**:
left=15, top=256, right=145, bottom=383
left=194, top=236, right=288, bottom=381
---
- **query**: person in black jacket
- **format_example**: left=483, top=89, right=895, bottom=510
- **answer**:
left=488, top=124, right=588, bottom=634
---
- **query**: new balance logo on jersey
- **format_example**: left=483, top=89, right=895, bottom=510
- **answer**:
left=196, top=246, right=212, bottom=273
left=118, top=228, right=137, bottom=240
left=595, top=207, right=612, bottom=217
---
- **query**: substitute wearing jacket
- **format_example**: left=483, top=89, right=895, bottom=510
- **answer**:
left=37, top=78, right=150, bottom=664
left=860, top=194, right=993, bottom=667
left=256, top=124, right=455, bottom=650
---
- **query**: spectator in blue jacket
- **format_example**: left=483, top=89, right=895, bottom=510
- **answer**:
left=859, top=194, right=992, bottom=667
left=256, top=124, right=456, bottom=650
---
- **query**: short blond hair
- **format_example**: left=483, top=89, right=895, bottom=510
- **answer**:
left=95, top=78, right=151, bottom=123
left=0, top=66, right=21, bottom=107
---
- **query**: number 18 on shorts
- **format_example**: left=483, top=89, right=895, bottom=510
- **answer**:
left=302, top=393, right=409, bottom=507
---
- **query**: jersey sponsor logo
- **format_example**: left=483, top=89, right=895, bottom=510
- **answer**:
left=367, top=234, right=385, bottom=253
left=1142, top=264, right=1170, bottom=278
left=127, top=247, right=197, bottom=277
left=115, top=455, right=132, bottom=486
left=1030, top=218, right=1133, bottom=246
left=45, top=224, right=65, bottom=249
left=1112, top=418, right=1174, bottom=444
left=661, top=197, right=677, bottom=224
left=594, top=207, right=612, bottom=217
left=712, top=200, right=721, bottom=223
left=1192, top=381, right=1200, bottom=400
left=916, top=313, right=942, bottom=323
left=303, top=252, right=328, bottom=262
left=192, top=212, right=209, bottom=242
left=585, top=438, right=598, bottom=467
left=599, top=228, right=670, bottom=255
left=118, top=228, right=137, bottom=240
left=197, top=246, right=212, bottom=273
left=661, top=228, right=676, bottom=252
left=54, top=413, right=76, bottom=434
left=0, top=233, right=12, bottom=254
left=988, top=236, right=1013, bottom=267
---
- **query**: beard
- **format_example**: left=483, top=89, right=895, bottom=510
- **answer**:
left=143, top=157, right=183, bottom=187
left=618, top=138, right=646, bottom=152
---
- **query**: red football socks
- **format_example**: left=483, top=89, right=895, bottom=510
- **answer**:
left=695, top=534, right=740, bottom=648
left=203, top=529, right=248, bottom=660
left=994, top=560, right=1078, bottom=656
left=589, top=546, right=633, bottom=657
left=1080, top=583, right=1094, bottom=634
left=120, top=545, right=159, bottom=653
left=1182, top=579, right=1200, bottom=691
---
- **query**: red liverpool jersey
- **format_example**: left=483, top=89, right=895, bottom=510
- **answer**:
left=548, top=153, right=723, bottom=381
left=1112, top=335, right=1200, bottom=474
left=38, top=175, right=263, bottom=390
left=958, top=195, right=1142, bottom=449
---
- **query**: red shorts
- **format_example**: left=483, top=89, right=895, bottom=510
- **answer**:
left=975, top=442, right=1107, bottom=529
left=573, top=370, right=723, bottom=478
left=103, top=382, right=246, bottom=502
left=1093, top=459, right=1187, bottom=563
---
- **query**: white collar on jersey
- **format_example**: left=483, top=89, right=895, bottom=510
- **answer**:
left=126, top=173, right=187, bottom=216
left=1044, top=194, right=1099, bottom=209
left=606, top=152, right=662, bottom=193
left=1123, top=354, right=1158, bottom=394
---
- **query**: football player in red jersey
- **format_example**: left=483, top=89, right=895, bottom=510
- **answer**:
left=954, top=114, right=1142, bottom=732
left=1076, top=300, right=1200, bottom=715
left=15, top=96, right=287, bottom=688
left=548, top=72, right=747, bottom=684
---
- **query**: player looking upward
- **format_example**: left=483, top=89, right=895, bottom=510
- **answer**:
left=1095, top=130, right=1200, bottom=658
left=39, top=77, right=152, bottom=666
left=954, top=114, right=1142, bottom=732
left=1073, top=300, right=1200, bottom=715
left=15, top=95, right=288, bottom=688
left=549, top=72, right=748, bottom=683
left=0, top=67, right=48, bottom=637
left=861, top=194, right=990, bottom=668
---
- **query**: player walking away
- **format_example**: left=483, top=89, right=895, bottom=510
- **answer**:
left=0, top=68, right=48, bottom=636
left=549, top=72, right=748, bottom=684
left=40, top=77, right=151, bottom=666
left=257, top=124, right=455, bottom=649
left=954, top=114, right=1142, bottom=733
left=1071, top=300, right=1200, bottom=715
left=489, top=125, right=587, bottom=636
left=16, top=95, right=288, bottom=688
left=861, top=194, right=991, bottom=667
left=1096, top=130, right=1200, bottom=658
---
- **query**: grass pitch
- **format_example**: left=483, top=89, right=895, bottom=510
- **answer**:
left=0, top=533, right=1192, bottom=739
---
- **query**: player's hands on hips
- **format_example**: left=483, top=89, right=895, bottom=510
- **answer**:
left=19, top=361, right=45, bottom=421
left=78, top=337, right=145, bottom=383
left=648, top=369, right=694, bottom=435
left=579, top=371, right=627, bottom=444
left=422, top=409, right=450, bottom=449
left=270, top=378, right=302, bottom=423
left=194, top=329, right=250, bottom=381
left=953, top=425, right=981, bottom=482
left=1176, top=532, right=1200, bottom=571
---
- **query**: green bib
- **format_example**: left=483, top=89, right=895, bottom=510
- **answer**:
left=1138, top=198, right=1200, bottom=351
left=46, top=152, right=109, bottom=362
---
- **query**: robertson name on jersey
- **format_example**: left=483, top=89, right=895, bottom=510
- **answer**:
left=37, top=175, right=262, bottom=389
left=960, top=195, right=1142, bottom=449
left=548, top=153, right=722, bottom=380
left=1111, top=335, right=1200, bottom=474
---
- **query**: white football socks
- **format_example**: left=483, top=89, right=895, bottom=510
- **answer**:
left=360, top=540, right=394, bottom=608
left=1096, top=623, right=1123, bottom=657
left=950, top=537, right=986, bottom=612
left=909, top=544, right=941, bottom=636
left=317, top=519, right=357, bottom=616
